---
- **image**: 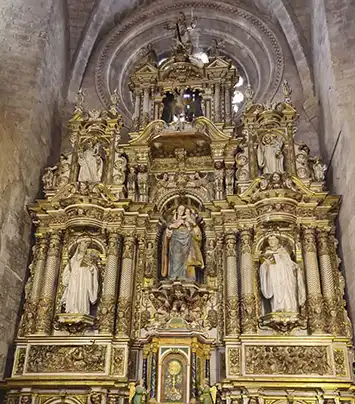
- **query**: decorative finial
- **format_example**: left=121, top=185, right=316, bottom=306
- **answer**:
left=244, top=84, right=254, bottom=109
left=282, top=80, right=292, bottom=103
left=74, top=88, right=85, bottom=113
left=109, top=88, right=120, bottom=115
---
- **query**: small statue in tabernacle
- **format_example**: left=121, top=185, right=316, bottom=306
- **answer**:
left=78, top=141, right=104, bottom=183
left=257, top=134, right=284, bottom=174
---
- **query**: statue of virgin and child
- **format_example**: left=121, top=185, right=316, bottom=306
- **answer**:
left=161, top=205, right=204, bottom=281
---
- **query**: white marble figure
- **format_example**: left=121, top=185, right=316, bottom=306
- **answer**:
left=257, top=134, right=285, bottom=174
left=259, top=235, right=306, bottom=313
left=312, top=157, right=327, bottom=181
left=78, top=141, right=103, bottom=183
left=61, top=241, right=99, bottom=315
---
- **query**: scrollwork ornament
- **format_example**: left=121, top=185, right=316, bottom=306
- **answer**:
left=317, top=230, right=330, bottom=256
left=122, top=237, right=135, bottom=259
left=324, top=297, right=338, bottom=334
left=111, top=347, right=125, bottom=375
left=240, top=229, right=253, bottom=254
left=228, top=348, right=240, bottom=376
left=302, top=228, right=317, bottom=253
left=20, top=396, right=31, bottom=404
left=107, top=232, right=120, bottom=256
left=226, top=297, right=240, bottom=335
left=307, top=294, right=324, bottom=333
left=333, top=348, right=346, bottom=376
left=36, top=296, right=54, bottom=334
left=225, top=234, right=237, bottom=257
left=116, top=297, right=131, bottom=335
left=90, top=392, right=102, bottom=404
left=240, top=295, right=257, bottom=333
left=98, top=296, right=116, bottom=333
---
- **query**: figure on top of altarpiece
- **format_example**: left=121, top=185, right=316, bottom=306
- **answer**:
left=259, top=235, right=306, bottom=314
left=164, top=11, right=197, bottom=54
left=161, top=204, right=204, bottom=282
left=61, top=240, right=99, bottom=315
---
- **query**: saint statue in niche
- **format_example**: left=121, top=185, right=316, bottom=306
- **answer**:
left=78, top=141, right=104, bottom=182
left=259, top=235, right=306, bottom=313
left=257, top=134, right=285, bottom=174
left=161, top=205, right=204, bottom=281
left=61, top=240, right=99, bottom=315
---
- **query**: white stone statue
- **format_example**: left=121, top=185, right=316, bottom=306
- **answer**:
left=78, top=141, right=104, bottom=183
left=312, top=157, right=327, bottom=181
left=257, top=134, right=285, bottom=174
left=259, top=235, right=306, bottom=313
left=61, top=240, right=99, bottom=315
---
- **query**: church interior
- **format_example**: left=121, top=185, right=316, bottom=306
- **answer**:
left=1, top=0, right=355, bottom=403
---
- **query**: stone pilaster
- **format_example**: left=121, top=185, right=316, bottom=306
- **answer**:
left=99, top=232, right=122, bottom=334
left=115, top=236, right=136, bottom=337
left=133, top=90, right=141, bottom=130
left=214, top=83, right=221, bottom=122
left=225, top=85, right=231, bottom=124
left=240, top=229, right=257, bottom=333
left=317, top=229, right=337, bottom=334
left=302, top=227, right=324, bottom=333
left=225, top=232, right=240, bottom=336
left=142, top=88, right=150, bottom=126
left=36, top=231, right=63, bottom=334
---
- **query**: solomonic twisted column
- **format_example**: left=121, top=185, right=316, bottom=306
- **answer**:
left=36, top=231, right=63, bottom=334
left=302, top=227, right=324, bottom=333
left=99, top=232, right=122, bottom=334
left=239, top=229, right=257, bottom=333
left=317, top=229, right=338, bottom=334
left=225, top=232, right=240, bottom=336
left=115, top=236, right=136, bottom=337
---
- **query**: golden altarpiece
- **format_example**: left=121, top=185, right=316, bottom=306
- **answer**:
left=4, top=14, right=355, bottom=404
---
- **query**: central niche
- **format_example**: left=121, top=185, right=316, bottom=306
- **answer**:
left=158, top=199, right=205, bottom=284
left=161, top=87, right=204, bottom=125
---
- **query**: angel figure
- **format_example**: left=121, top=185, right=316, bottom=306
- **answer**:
left=42, top=166, right=57, bottom=189
left=206, top=38, right=225, bottom=58
left=129, top=380, right=147, bottom=404
left=200, top=379, right=217, bottom=404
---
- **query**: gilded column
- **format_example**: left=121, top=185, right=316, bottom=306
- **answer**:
left=115, top=236, right=136, bottom=337
left=99, top=232, right=122, bottom=334
left=36, top=231, right=63, bottom=334
left=214, top=84, right=221, bottom=122
left=225, top=233, right=239, bottom=336
left=302, top=227, right=324, bottom=333
left=240, top=229, right=257, bottom=333
left=190, top=342, right=198, bottom=400
left=142, top=346, right=149, bottom=388
left=150, top=344, right=158, bottom=400
left=21, top=233, right=48, bottom=335
left=317, top=230, right=337, bottom=334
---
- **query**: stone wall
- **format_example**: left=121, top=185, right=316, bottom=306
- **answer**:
left=311, top=0, right=355, bottom=331
left=0, top=0, right=68, bottom=377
